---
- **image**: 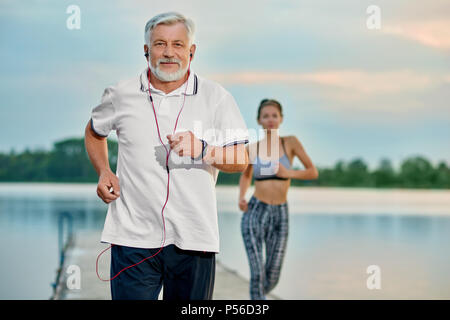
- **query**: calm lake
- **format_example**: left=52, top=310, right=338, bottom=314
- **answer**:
left=1, top=183, right=449, bottom=299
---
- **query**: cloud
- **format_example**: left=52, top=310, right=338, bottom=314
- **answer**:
left=207, top=69, right=445, bottom=95
left=207, top=69, right=450, bottom=125
left=382, top=19, right=450, bottom=50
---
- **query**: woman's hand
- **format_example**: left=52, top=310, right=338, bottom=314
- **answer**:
left=239, top=197, right=248, bottom=212
left=274, top=162, right=292, bottom=179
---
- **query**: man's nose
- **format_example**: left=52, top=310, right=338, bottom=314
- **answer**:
left=163, top=45, right=174, bottom=57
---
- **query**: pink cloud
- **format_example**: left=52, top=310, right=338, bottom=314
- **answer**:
left=209, top=69, right=440, bottom=95
left=382, top=20, right=450, bottom=50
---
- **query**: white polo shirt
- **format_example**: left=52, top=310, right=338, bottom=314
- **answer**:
left=90, top=68, right=249, bottom=253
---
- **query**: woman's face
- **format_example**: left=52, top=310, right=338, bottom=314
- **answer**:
left=258, top=105, right=283, bottom=130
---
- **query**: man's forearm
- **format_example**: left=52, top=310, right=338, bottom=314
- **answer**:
left=84, top=123, right=111, bottom=176
left=203, top=144, right=248, bottom=173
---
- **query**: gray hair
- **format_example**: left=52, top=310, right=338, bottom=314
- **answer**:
left=144, top=12, right=195, bottom=47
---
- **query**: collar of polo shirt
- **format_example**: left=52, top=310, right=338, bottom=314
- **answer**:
left=139, top=68, right=199, bottom=96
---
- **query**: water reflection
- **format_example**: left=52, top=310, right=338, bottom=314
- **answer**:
left=1, top=185, right=449, bottom=299
left=0, top=197, right=107, bottom=232
left=218, top=213, right=450, bottom=299
left=0, top=192, right=107, bottom=299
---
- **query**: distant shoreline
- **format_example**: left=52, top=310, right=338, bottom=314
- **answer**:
left=0, top=181, right=448, bottom=191
left=1, top=182, right=449, bottom=216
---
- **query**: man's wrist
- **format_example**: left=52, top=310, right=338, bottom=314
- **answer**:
left=191, top=139, right=207, bottom=161
left=202, top=144, right=216, bottom=165
left=99, top=167, right=112, bottom=176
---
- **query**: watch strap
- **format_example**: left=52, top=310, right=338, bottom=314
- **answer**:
left=191, top=139, right=207, bottom=161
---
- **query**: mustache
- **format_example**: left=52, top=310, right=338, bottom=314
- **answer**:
left=157, top=58, right=181, bottom=66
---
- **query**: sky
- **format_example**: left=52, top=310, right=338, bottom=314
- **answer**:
left=0, top=0, right=449, bottom=170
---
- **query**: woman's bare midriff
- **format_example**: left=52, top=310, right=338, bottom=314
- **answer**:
left=253, top=179, right=291, bottom=205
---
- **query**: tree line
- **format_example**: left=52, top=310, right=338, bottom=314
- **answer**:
left=0, top=138, right=448, bottom=189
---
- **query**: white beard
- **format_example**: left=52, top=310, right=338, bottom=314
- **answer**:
left=149, top=58, right=189, bottom=82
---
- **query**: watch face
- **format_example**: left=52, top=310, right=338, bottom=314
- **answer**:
left=201, top=140, right=206, bottom=154
left=202, top=140, right=208, bottom=158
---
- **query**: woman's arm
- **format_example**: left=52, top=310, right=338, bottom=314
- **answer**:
left=238, top=145, right=253, bottom=211
left=285, top=136, right=319, bottom=180
left=239, top=146, right=253, bottom=199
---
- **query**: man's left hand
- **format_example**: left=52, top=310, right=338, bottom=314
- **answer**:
left=167, top=131, right=202, bottom=158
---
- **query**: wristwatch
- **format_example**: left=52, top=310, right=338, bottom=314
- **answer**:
left=191, top=139, right=208, bottom=161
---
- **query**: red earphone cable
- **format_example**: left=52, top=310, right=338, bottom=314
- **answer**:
left=96, top=57, right=192, bottom=282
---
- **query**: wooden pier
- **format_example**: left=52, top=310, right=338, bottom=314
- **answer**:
left=54, top=229, right=279, bottom=300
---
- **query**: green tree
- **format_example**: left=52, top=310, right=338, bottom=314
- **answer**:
left=373, top=158, right=397, bottom=187
left=0, top=136, right=448, bottom=190
left=432, top=161, right=450, bottom=189
left=315, top=167, right=333, bottom=186
left=399, top=156, right=434, bottom=188
left=346, top=158, right=372, bottom=187
left=334, top=160, right=347, bottom=186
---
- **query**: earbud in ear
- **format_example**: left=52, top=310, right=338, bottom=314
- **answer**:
left=190, top=53, right=193, bottom=58
left=144, top=52, right=149, bottom=58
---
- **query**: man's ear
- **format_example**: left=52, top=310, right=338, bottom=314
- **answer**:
left=189, top=44, right=197, bottom=59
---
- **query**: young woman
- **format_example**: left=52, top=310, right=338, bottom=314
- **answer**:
left=239, top=99, right=319, bottom=300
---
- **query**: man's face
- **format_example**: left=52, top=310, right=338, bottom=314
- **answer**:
left=146, top=22, right=194, bottom=82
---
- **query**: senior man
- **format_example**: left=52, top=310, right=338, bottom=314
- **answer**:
left=84, top=12, right=249, bottom=300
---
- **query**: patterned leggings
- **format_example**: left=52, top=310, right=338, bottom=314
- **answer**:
left=241, top=195, right=289, bottom=300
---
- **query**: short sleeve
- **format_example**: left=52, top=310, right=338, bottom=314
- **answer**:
left=213, top=91, right=249, bottom=147
left=90, top=87, right=115, bottom=137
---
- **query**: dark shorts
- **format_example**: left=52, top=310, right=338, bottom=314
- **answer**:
left=110, top=244, right=216, bottom=300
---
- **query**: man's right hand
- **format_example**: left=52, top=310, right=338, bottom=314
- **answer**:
left=97, top=169, right=121, bottom=204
